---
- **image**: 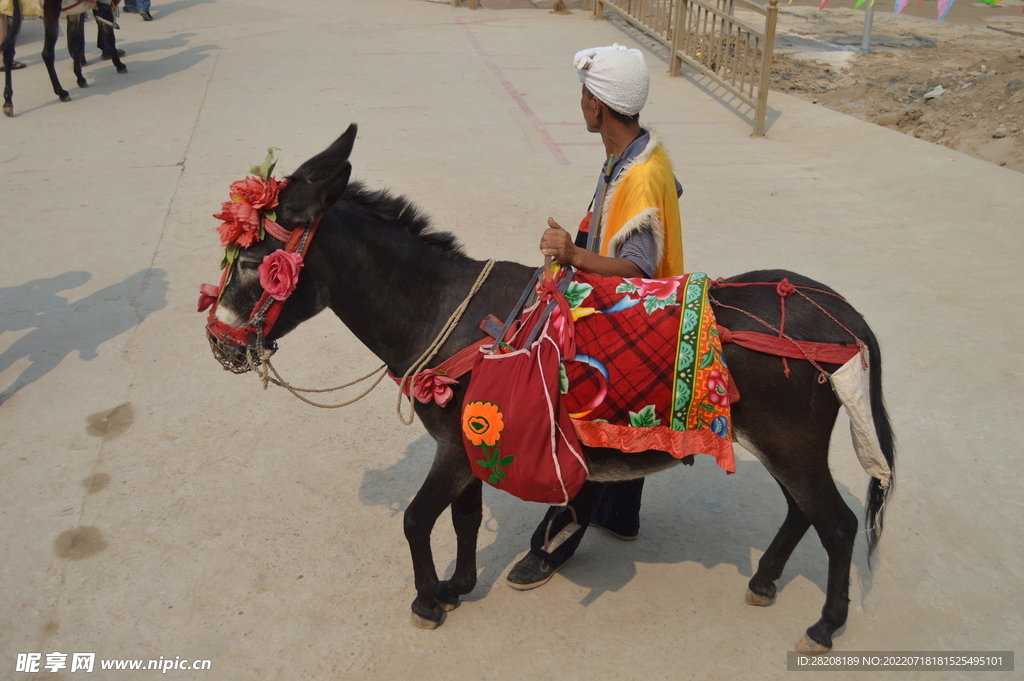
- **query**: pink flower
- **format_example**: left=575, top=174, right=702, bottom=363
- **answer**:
left=213, top=176, right=289, bottom=249
left=197, top=283, right=220, bottom=312
left=258, top=250, right=304, bottom=300
left=706, top=369, right=729, bottom=407
left=214, top=200, right=260, bottom=248
left=413, top=369, right=459, bottom=408
left=230, top=176, right=288, bottom=211
left=625, top=277, right=680, bottom=301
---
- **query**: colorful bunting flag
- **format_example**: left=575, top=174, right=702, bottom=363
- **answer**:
left=894, top=0, right=909, bottom=18
left=937, top=0, right=955, bottom=22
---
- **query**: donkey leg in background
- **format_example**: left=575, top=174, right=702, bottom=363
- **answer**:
left=436, top=477, right=483, bottom=611
left=64, top=14, right=87, bottom=88
left=403, top=447, right=479, bottom=629
left=41, top=1, right=71, bottom=101
left=93, top=2, right=126, bottom=73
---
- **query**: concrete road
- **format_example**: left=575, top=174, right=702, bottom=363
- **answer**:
left=2, top=1, right=1022, bottom=679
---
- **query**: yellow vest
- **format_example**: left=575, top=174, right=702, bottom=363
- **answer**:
left=597, top=135, right=684, bottom=278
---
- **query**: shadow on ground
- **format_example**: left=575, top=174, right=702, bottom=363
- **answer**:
left=0, top=268, right=168, bottom=405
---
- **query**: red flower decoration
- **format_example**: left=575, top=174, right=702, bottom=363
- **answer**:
left=214, top=175, right=289, bottom=249
left=413, top=369, right=459, bottom=408
left=706, top=369, right=730, bottom=407
left=625, top=277, right=680, bottom=301
left=230, top=176, right=287, bottom=211
left=197, top=283, right=220, bottom=312
left=258, top=250, right=304, bottom=300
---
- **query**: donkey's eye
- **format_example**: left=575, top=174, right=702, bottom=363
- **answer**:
left=238, top=259, right=261, bottom=270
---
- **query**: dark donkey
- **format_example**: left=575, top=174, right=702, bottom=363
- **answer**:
left=208, top=126, right=895, bottom=653
left=2, top=0, right=127, bottom=117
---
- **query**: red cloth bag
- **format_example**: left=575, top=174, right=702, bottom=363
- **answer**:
left=461, top=275, right=588, bottom=505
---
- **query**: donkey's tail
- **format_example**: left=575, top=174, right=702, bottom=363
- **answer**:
left=862, top=324, right=896, bottom=565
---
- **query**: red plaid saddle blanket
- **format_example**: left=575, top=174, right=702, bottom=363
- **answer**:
left=559, top=272, right=736, bottom=473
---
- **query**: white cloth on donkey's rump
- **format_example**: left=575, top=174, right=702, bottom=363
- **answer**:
left=830, top=352, right=891, bottom=488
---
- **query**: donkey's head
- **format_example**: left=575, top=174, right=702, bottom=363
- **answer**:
left=205, top=125, right=357, bottom=372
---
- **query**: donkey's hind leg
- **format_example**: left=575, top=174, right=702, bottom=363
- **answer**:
left=764, top=461, right=858, bottom=653
left=436, top=478, right=483, bottom=612
left=746, top=481, right=811, bottom=606
left=93, top=3, right=127, bottom=74
left=41, top=4, right=71, bottom=101
left=64, top=15, right=87, bottom=88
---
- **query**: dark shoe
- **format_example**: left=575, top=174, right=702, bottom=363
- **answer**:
left=506, top=552, right=566, bottom=591
left=592, top=521, right=638, bottom=541
left=101, top=49, right=126, bottom=60
left=2, top=61, right=27, bottom=71
left=139, top=10, right=152, bottom=20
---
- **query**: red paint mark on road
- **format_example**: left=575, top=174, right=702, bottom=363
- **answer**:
left=458, top=19, right=571, bottom=166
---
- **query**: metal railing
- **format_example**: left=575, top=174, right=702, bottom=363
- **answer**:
left=589, top=0, right=778, bottom=136
left=591, top=0, right=677, bottom=47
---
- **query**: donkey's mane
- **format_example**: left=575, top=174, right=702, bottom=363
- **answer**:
left=341, top=180, right=467, bottom=259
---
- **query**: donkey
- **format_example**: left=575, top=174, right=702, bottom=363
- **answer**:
left=2, top=0, right=127, bottom=117
left=207, top=126, right=895, bottom=653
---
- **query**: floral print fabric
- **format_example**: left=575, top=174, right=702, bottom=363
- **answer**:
left=562, top=272, right=735, bottom=473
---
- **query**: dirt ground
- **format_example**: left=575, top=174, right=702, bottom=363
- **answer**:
left=768, top=2, right=1024, bottom=172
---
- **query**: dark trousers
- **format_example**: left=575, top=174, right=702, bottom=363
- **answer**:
left=529, top=478, right=645, bottom=564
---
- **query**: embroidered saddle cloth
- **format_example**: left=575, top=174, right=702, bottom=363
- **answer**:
left=560, top=271, right=736, bottom=473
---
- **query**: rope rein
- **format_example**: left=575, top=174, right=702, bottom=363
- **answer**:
left=244, top=259, right=496, bottom=419
left=396, top=259, right=496, bottom=425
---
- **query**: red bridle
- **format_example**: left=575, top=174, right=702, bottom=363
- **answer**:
left=206, top=216, right=322, bottom=373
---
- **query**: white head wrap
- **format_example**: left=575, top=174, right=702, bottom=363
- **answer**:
left=573, top=43, right=649, bottom=117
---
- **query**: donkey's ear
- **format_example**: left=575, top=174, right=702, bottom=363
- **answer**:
left=290, top=124, right=358, bottom=183
left=277, top=162, right=352, bottom=227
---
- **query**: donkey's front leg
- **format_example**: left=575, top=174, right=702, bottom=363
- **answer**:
left=403, top=453, right=477, bottom=629
left=436, top=478, right=483, bottom=612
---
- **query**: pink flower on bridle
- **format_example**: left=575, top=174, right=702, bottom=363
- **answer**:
left=258, top=250, right=304, bottom=301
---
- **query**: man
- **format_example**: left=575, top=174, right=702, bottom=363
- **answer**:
left=506, top=43, right=685, bottom=590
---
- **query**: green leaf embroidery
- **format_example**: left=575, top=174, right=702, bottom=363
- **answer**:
left=643, top=292, right=679, bottom=315
left=616, top=281, right=641, bottom=294
left=564, top=282, right=594, bottom=309
left=477, top=446, right=514, bottom=485
left=559, top=363, right=569, bottom=395
left=628, top=405, right=662, bottom=428
left=699, top=349, right=715, bottom=369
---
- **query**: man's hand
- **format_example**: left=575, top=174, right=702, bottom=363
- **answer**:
left=539, top=218, right=577, bottom=267
left=538, top=217, right=645, bottom=278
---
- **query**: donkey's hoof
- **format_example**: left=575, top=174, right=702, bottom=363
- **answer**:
left=437, top=597, right=460, bottom=612
left=436, top=581, right=461, bottom=612
left=796, top=633, right=831, bottom=654
left=2, top=106, right=12, bottom=118
left=744, top=588, right=776, bottom=606
left=117, top=65, right=128, bottom=74
left=410, top=599, right=445, bottom=629
left=59, top=92, right=72, bottom=102
left=410, top=608, right=446, bottom=629
left=76, top=79, right=87, bottom=88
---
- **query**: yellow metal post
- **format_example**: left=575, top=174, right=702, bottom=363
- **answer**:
left=753, top=0, right=777, bottom=136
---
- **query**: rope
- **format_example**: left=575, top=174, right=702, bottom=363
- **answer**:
left=239, top=259, right=495, bottom=417
left=396, top=259, right=496, bottom=425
